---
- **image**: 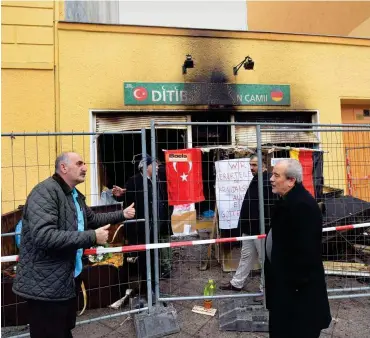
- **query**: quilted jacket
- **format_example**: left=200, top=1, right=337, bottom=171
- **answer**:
left=13, top=173, right=125, bottom=301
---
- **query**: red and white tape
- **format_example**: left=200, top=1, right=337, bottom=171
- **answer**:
left=1, top=223, right=369, bottom=263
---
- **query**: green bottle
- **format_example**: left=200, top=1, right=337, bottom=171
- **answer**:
left=203, top=279, right=216, bottom=309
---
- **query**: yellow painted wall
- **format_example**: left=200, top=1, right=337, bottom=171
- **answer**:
left=247, top=1, right=370, bottom=38
left=55, top=25, right=370, bottom=200
left=57, top=25, right=370, bottom=129
left=2, top=15, right=370, bottom=212
left=1, top=1, right=56, bottom=213
left=1, top=1, right=55, bottom=69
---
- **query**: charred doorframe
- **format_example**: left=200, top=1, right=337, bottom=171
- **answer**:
left=234, top=108, right=320, bottom=145
left=89, top=109, right=192, bottom=205
left=189, top=109, right=320, bottom=145
left=89, top=109, right=320, bottom=205
left=232, top=109, right=319, bottom=123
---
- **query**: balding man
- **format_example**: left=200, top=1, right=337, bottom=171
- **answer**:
left=13, top=152, right=135, bottom=338
left=220, top=154, right=277, bottom=294
left=265, top=159, right=331, bottom=338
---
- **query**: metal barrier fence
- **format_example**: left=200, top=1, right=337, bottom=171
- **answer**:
left=1, top=130, right=154, bottom=337
left=1, top=123, right=370, bottom=336
left=149, top=120, right=370, bottom=306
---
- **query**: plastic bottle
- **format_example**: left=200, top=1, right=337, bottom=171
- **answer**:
left=203, top=279, right=216, bottom=309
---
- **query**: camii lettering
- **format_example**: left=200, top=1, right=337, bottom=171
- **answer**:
left=236, top=94, right=268, bottom=103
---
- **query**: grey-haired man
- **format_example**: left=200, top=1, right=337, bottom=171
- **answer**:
left=13, top=152, right=135, bottom=338
left=266, top=159, right=331, bottom=338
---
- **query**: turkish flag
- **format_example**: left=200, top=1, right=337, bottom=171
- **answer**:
left=164, top=148, right=205, bottom=206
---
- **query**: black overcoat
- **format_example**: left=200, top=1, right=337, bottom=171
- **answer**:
left=238, top=171, right=277, bottom=235
left=123, top=171, right=171, bottom=245
left=264, top=183, right=332, bottom=337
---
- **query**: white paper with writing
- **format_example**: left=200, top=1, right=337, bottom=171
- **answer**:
left=215, top=158, right=253, bottom=230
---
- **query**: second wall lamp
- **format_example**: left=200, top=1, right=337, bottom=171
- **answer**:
left=233, top=56, right=255, bottom=75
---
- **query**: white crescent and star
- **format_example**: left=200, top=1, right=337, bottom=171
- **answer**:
left=180, top=173, right=188, bottom=181
left=133, top=87, right=147, bottom=101
left=173, top=161, right=192, bottom=173
left=172, top=161, right=192, bottom=181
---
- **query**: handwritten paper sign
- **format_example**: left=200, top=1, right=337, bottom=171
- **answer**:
left=215, top=158, right=253, bottom=230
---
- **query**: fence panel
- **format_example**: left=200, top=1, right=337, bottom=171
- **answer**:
left=1, top=131, right=153, bottom=337
left=260, top=125, right=370, bottom=299
left=1, top=124, right=369, bottom=336
left=149, top=121, right=370, bottom=307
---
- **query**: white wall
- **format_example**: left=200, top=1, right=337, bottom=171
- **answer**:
left=65, top=0, right=248, bottom=31
left=119, top=1, right=247, bottom=31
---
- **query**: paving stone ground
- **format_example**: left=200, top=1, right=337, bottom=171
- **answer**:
left=2, top=241, right=370, bottom=337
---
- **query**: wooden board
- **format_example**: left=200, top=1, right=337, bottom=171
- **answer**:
left=353, top=244, right=370, bottom=254
left=323, top=261, right=370, bottom=277
left=323, top=261, right=369, bottom=271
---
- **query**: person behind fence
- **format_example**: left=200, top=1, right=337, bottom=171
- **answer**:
left=157, top=161, right=173, bottom=278
left=113, top=155, right=172, bottom=301
left=265, top=159, right=331, bottom=338
left=13, top=152, right=136, bottom=338
left=220, top=154, right=276, bottom=294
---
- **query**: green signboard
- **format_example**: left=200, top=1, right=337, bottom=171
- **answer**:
left=124, top=82, right=290, bottom=106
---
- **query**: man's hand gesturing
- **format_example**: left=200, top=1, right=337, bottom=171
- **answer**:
left=112, top=185, right=126, bottom=197
left=95, top=224, right=110, bottom=245
left=123, top=203, right=135, bottom=219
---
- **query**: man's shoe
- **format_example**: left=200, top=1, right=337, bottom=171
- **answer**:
left=219, top=282, right=242, bottom=291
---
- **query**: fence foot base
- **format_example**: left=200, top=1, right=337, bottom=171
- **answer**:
left=219, top=298, right=269, bottom=332
left=134, top=304, right=180, bottom=338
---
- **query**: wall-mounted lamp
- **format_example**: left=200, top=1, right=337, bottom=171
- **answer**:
left=233, top=56, right=254, bottom=75
left=182, top=54, right=194, bottom=74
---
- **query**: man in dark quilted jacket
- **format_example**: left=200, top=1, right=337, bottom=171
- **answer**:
left=13, top=152, right=136, bottom=338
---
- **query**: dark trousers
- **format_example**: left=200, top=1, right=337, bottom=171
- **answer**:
left=27, top=297, right=77, bottom=338
left=269, top=311, right=321, bottom=338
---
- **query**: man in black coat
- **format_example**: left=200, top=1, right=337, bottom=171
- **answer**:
left=220, top=154, right=277, bottom=292
left=266, top=159, right=331, bottom=338
left=116, top=155, right=172, bottom=298
left=13, top=152, right=135, bottom=338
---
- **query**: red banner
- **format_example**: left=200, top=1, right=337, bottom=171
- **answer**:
left=164, top=148, right=205, bottom=206
left=299, top=150, right=315, bottom=197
